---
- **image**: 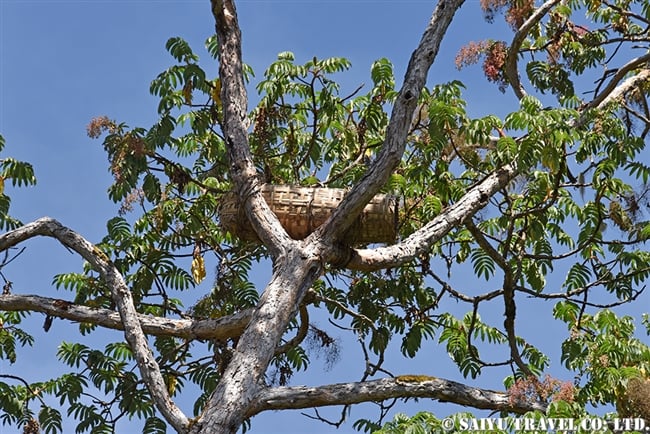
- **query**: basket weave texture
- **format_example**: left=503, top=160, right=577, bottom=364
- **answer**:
left=219, top=184, right=398, bottom=244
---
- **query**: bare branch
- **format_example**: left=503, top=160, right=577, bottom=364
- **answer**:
left=211, top=0, right=292, bottom=255
left=0, top=293, right=252, bottom=340
left=503, top=269, right=534, bottom=378
left=274, top=305, right=309, bottom=355
left=345, top=164, right=517, bottom=271
left=587, top=65, right=650, bottom=111
left=316, top=0, right=467, bottom=247
left=248, top=377, right=547, bottom=417
left=312, top=292, right=376, bottom=330
left=0, top=217, right=189, bottom=432
left=465, top=220, right=531, bottom=375
left=505, top=0, right=561, bottom=100
left=0, top=374, right=48, bottom=407
left=466, top=220, right=508, bottom=270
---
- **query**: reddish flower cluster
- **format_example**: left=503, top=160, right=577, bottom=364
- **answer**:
left=505, top=0, right=534, bottom=30
left=456, top=39, right=509, bottom=92
left=479, top=0, right=534, bottom=30
left=480, top=0, right=509, bottom=23
left=455, top=40, right=491, bottom=70
left=483, top=41, right=508, bottom=85
left=119, top=188, right=144, bottom=215
left=86, top=116, right=117, bottom=138
left=508, top=374, right=576, bottom=405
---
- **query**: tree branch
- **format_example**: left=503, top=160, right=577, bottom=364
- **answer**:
left=0, top=293, right=252, bottom=340
left=587, top=65, right=650, bottom=111
left=189, top=3, right=328, bottom=433
left=315, top=0, right=466, bottom=247
left=212, top=0, right=292, bottom=255
left=0, top=217, right=189, bottom=432
left=345, top=164, right=517, bottom=271
left=248, top=376, right=547, bottom=417
left=505, top=0, right=561, bottom=100
left=274, top=304, right=309, bottom=355
left=191, top=246, right=324, bottom=434
left=345, top=65, right=650, bottom=273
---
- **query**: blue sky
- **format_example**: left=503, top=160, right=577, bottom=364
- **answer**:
left=1, top=1, right=647, bottom=433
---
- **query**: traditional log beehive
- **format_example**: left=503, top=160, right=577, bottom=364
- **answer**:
left=219, top=184, right=398, bottom=244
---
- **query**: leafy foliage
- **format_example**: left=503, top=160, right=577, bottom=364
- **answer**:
left=2, top=0, right=650, bottom=432
left=0, top=135, right=36, bottom=230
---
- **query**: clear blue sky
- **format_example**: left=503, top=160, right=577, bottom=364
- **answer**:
left=1, top=1, right=646, bottom=433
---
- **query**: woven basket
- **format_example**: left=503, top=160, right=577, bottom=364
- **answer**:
left=219, top=184, right=398, bottom=244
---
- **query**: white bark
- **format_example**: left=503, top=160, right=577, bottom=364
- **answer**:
left=188, top=245, right=324, bottom=434
left=588, top=67, right=650, bottom=111
left=12, top=0, right=647, bottom=432
left=211, top=0, right=291, bottom=255
left=314, top=0, right=467, bottom=247
left=346, top=164, right=516, bottom=271
left=194, top=0, right=470, bottom=432
left=0, top=294, right=251, bottom=340
left=0, top=217, right=190, bottom=433
left=248, top=377, right=548, bottom=416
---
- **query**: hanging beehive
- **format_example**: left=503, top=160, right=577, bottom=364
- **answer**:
left=219, top=184, right=398, bottom=244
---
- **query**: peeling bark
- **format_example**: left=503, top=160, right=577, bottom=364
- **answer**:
left=211, top=0, right=291, bottom=254
left=192, top=0, right=474, bottom=432
left=8, top=0, right=642, bottom=432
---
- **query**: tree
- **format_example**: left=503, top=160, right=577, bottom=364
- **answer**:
left=1, top=0, right=650, bottom=432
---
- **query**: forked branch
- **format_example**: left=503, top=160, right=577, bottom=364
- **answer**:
left=346, top=164, right=517, bottom=271
left=0, top=217, right=189, bottom=433
left=211, top=0, right=292, bottom=255
left=315, top=0, right=467, bottom=246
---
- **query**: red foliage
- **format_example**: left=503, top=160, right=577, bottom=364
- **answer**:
left=480, top=0, right=509, bottom=23
left=505, top=0, right=534, bottom=30
left=456, top=40, right=509, bottom=92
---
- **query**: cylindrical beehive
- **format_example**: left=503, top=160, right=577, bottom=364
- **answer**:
left=219, top=184, right=398, bottom=244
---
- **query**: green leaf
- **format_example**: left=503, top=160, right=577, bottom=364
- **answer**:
left=1, top=158, right=36, bottom=187
left=142, top=173, right=162, bottom=202
left=563, top=262, right=591, bottom=291
left=106, top=216, right=131, bottom=242
left=470, top=249, right=495, bottom=280
left=143, top=416, right=167, bottom=434
left=370, top=58, right=394, bottom=85
left=39, top=406, right=63, bottom=434
left=57, top=342, right=90, bottom=368
left=165, top=37, right=198, bottom=63
left=205, top=35, right=219, bottom=59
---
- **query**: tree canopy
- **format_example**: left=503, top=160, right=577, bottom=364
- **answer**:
left=1, top=0, right=650, bottom=433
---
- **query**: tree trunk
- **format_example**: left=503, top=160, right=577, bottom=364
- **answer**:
left=189, top=245, right=323, bottom=434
